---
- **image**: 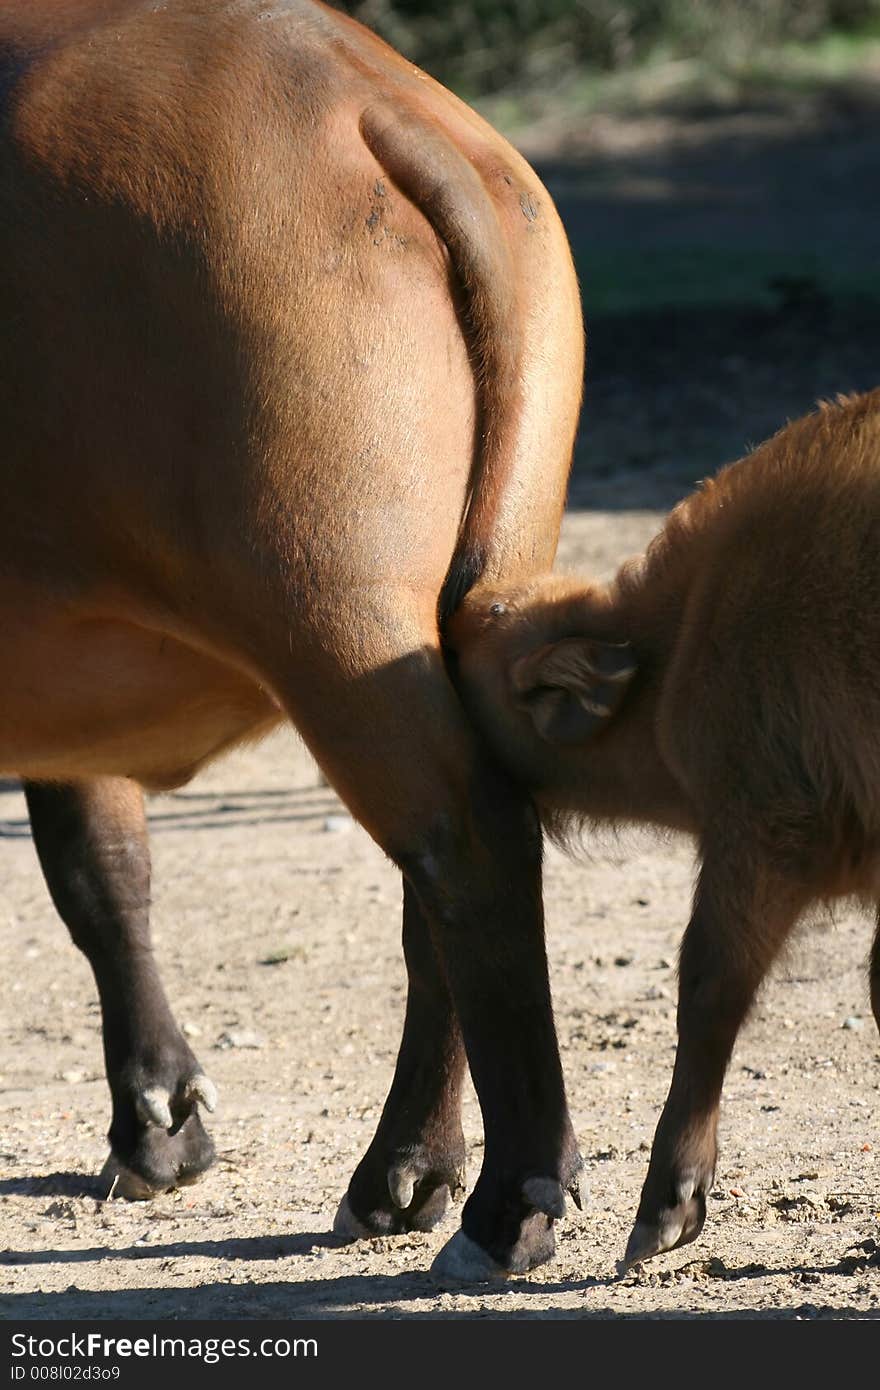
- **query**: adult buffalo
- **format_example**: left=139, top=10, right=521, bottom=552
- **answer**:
left=0, top=0, right=584, bottom=1278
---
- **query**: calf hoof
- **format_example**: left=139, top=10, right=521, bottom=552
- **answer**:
left=620, top=1190, right=707, bottom=1271
left=103, top=1076, right=218, bottom=1198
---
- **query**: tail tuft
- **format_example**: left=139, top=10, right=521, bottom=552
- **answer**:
left=439, top=543, right=487, bottom=626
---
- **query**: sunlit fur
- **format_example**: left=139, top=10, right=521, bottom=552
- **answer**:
left=452, top=389, right=880, bottom=902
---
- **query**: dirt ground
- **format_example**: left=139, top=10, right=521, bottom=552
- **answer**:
left=2, top=94, right=880, bottom=1322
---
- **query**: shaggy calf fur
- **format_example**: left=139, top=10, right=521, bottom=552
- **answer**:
left=449, top=389, right=880, bottom=1267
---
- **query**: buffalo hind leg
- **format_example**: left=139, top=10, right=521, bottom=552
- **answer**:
left=285, top=641, right=584, bottom=1278
left=623, top=832, right=805, bottom=1269
left=334, top=880, right=467, bottom=1236
left=25, top=778, right=218, bottom=1197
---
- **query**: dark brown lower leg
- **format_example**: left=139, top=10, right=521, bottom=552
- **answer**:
left=624, top=836, right=804, bottom=1268
left=407, top=777, right=583, bottom=1272
left=286, top=642, right=582, bottom=1276
left=25, top=777, right=217, bottom=1195
left=338, top=880, right=467, bottom=1235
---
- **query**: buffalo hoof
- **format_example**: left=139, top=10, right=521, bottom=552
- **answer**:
left=431, top=1161, right=587, bottom=1281
left=332, top=1195, right=372, bottom=1239
left=103, top=1075, right=218, bottom=1198
left=430, top=1230, right=508, bottom=1282
left=99, top=1147, right=212, bottom=1200
left=333, top=1174, right=456, bottom=1241
left=337, top=1142, right=465, bottom=1239
left=100, top=1154, right=159, bottom=1201
left=431, top=1205, right=558, bottom=1283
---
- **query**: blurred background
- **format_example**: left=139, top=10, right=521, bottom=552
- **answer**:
left=335, top=1, right=880, bottom=511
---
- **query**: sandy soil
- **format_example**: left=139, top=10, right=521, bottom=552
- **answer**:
left=1, top=501, right=878, bottom=1322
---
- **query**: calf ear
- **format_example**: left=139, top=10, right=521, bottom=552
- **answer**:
left=511, top=637, right=636, bottom=745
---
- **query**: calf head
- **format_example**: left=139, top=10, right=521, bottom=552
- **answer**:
left=447, top=575, right=636, bottom=795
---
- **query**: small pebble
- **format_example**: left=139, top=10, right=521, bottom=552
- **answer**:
left=217, top=1030, right=265, bottom=1050
left=842, top=1016, right=864, bottom=1031
left=324, top=814, right=353, bottom=833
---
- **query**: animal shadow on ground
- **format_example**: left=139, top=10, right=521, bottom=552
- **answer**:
left=0, top=785, right=341, bottom=839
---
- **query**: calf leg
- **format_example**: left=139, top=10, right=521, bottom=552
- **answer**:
left=281, top=639, right=583, bottom=1277
left=334, top=881, right=467, bottom=1236
left=25, top=778, right=218, bottom=1197
left=623, top=834, right=805, bottom=1268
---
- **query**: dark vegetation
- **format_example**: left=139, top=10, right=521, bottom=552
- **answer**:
left=335, top=2, right=880, bottom=97
left=332, top=3, right=880, bottom=513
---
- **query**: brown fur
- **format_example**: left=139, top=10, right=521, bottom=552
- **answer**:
left=1, top=0, right=582, bottom=793
left=449, top=389, right=880, bottom=1264
left=1, top=0, right=585, bottom=1271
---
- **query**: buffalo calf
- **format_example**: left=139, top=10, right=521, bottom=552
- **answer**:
left=449, top=389, right=880, bottom=1268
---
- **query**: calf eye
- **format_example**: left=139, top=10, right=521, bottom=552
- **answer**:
left=490, top=602, right=507, bottom=617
